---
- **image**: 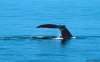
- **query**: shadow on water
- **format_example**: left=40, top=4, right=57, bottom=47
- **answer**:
left=61, top=38, right=72, bottom=45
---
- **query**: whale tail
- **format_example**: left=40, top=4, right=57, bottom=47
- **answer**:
left=37, top=24, right=60, bottom=28
left=37, top=24, right=73, bottom=40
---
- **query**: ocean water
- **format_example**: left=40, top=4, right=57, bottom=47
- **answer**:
left=0, top=0, right=100, bottom=62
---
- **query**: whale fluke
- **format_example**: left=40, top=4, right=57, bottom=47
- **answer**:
left=37, top=24, right=60, bottom=28
left=37, top=24, right=73, bottom=41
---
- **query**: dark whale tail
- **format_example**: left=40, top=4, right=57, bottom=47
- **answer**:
left=37, top=24, right=73, bottom=41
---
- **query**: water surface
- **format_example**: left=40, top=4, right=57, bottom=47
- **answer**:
left=0, top=0, right=100, bottom=62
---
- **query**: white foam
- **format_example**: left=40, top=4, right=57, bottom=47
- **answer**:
left=54, top=37, right=63, bottom=39
left=71, top=37, right=76, bottom=39
left=54, top=37, right=76, bottom=39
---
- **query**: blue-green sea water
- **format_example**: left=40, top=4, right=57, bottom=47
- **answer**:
left=0, top=0, right=100, bottom=62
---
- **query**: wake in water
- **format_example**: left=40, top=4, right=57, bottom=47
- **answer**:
left=0, top=35, right=62, bottom=40
left=0, top=35, right=100, bottom=42
left=0, top=35, right=100, bottom=45
left=0, top=36, right=31, bottom=40
left=0, top=35, right=71, bottom=44
left=0, top=35, right=100, bottom=40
